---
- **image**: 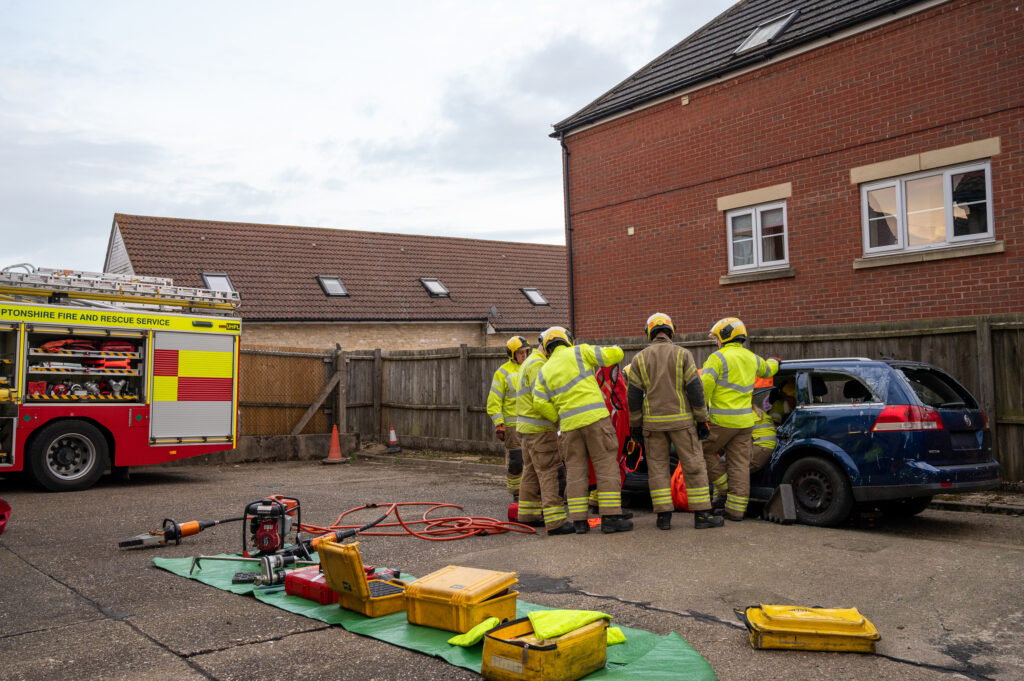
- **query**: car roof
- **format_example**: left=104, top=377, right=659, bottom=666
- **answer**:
left=776, top=358, right=939, bottom=371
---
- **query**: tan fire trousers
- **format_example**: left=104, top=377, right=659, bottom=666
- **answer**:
left=644, top=427, right=711, bottom=512
left=563, top=417, right=622, bottom=520
left=701, top=425, right=753, bottom=519
left=518, top=431, right=567, bottom=530
left=503, top=427, right=522, bottom=497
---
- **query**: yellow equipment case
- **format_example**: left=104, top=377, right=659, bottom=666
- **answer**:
left=316, top=540, right=407, bottom=618
left=739, top=604, right=881, bottom=653
left=481, top=616, right=608, bottom=681
left=404, top=565, right=518, bottom=633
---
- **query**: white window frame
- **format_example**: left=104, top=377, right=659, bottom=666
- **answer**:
left=316, top=275, right=348, bottom=297
left=725, top=201, right=789, bottom=273
left=201, top=272, right=235, bottom=292
left=419, top=277, right=450, bottom=297
left=735, top=10, right=799, bottom=53
left=521, top=287, right=549, bottom=306
left=860, top=161, right=994, bottom=256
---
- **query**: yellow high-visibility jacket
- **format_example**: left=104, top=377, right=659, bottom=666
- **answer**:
left=533, top=343, right=624, bottom=432
left=752, top=405, right=777, bottom=450
left=515, top=348, right=556, bottom=434
left=487, top=359, right=520, bottom=427
left=700, top=343, right=778, bottom=429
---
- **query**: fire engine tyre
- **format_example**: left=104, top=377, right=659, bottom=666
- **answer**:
left=781, top=456, right=853, bottom=527
left=28, top=420, right=109, bottom=492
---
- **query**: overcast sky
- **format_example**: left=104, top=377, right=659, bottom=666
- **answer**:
left=1, top=1, right=733, bottom=272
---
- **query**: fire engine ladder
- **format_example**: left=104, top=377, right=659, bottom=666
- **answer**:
left=0, top=265, right=241, bottom=313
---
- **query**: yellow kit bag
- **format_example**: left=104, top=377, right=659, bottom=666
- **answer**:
left=481, top=616, right=608, bottom=681
left=739, top=604, right=881, bottom=653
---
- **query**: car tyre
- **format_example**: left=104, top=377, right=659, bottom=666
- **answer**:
left=781, top=456, right=853, bottom=527
left=879, top=495, right=933, bottom=518
left=28, top=420, right=109, bottom=492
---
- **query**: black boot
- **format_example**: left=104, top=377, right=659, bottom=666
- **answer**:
left=573, top=520, right=590, bottom=534
left=694, top=511, right=724, bottom=529
left=547, top=523, right=575, bottom=536
left=600, top=515, right=634, bottom=534
left=656, top=512, right=672, bottom=530
left=711, top=491, right=726, bottom=511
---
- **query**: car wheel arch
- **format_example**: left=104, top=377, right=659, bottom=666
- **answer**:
left=772, top=442, right=860, bottom=487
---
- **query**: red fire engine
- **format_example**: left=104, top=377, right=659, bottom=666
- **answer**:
left=0, top=265, right=242, bottom=491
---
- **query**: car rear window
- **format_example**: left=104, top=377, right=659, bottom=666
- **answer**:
left=896, top=366, right=978, bottom=409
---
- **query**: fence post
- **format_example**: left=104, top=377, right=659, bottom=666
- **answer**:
left=335, top=348, right=347, bottom=432
left=458, top=344, right=469, bottom=439
left=976, top=318, right=998, bottom=459
left=373, top=348, right=383, bottom=440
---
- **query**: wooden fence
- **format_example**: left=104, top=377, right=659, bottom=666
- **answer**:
left=238, top=315, right=1024, bottom=481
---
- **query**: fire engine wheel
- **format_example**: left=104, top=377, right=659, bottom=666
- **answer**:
left=781, top=456, right=853, bottom=527
left=28, top=421, right=109, bottom=492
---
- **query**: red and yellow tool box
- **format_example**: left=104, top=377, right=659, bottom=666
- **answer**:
left=738, top=604, right=881, bottom=653
left=284, top=566, right=338, bottom=605
left=405, top=565, right=518, bottom=633
left=481, top=617, right=608, bottom=681
left=316, top=539, right=407, bottom=617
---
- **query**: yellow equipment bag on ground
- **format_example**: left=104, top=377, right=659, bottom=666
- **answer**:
left=405, top=565, right=518, bottom=633
left=738, top=604, right=881, bottom=653
left=481, top=616, right=608, bottom=681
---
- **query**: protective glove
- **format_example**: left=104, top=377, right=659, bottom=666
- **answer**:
left=630, top=426, right=643, bottom=442
left=495, top=424, right=506, bottom=441
left=696, top=422, right=710, bottom=440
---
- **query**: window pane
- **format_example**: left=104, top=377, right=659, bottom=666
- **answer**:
left=905, top=174, right=942, bottom=213
left=907, top=208, right=945, bottom=246
left=203, top=274, right=234, bottom=292
left=867, top=186, right=897, bottom=218
left=762, top=234, right=785, bottom=262
left=868, top=217, right=898, bottom=248
left=730, top=213, right=754, bottom=267
left=760, top=209, right=785, bottom=263
left=952, top=170, right=988, bottom=237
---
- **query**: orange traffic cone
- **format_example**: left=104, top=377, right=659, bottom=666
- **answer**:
left=387, top=425, right=401, bottom=454
left=322, top=425, right=346, bottom=464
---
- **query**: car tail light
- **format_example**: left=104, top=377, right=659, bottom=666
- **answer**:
left=980, top=409, right=989, bottom=430
left=871, top=405, right=944, bottom=432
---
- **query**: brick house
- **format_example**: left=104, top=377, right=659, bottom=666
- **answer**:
left=552, top=0, right=1022, bottom=338
left=103, top=214, right=567, bottom=350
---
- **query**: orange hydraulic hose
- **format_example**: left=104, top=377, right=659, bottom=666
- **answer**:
left=297, top=501, right=536, bottom=541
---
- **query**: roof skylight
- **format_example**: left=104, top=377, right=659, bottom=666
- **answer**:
left=201, top=273, right=235, bottom=292
left=419, top=277, right=450, bottom=297
left=735, top=10, right=799, bottom=53
left=521, top=288, right=549, bottom=306
left=317, top=276, right=348, bottom=297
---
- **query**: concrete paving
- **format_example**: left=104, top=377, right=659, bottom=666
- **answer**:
left=1, top=456, right=1022, bottom=681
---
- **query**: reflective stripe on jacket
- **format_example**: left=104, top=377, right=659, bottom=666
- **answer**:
left=486, top=359, right=520, bottom=426
left=533, top=343, right=624, bottom=432
left=700, top=343, right=778, bottom=428
left=515, top=349, right=556, bottom=434
left=752, top=405, right=777, bottom=450
left=627, top=338, right=707, bottom=430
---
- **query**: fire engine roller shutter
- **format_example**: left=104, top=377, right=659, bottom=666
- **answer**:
left=151, top=331, right=235, bottom=440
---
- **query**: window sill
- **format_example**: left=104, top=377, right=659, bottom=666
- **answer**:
left=853, top=240, right=1004, bottom=269
left=719, top=266, right=795, bottom=285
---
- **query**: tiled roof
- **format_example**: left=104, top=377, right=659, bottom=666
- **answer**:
left=553, top=0, right=924, bottom=134
left=110, top=214, right=567, bottom=330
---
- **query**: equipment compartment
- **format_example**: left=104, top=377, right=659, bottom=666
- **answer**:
left=23, top=327, right=145, bottom=402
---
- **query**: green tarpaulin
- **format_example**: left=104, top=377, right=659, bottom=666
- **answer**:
left=154, top=554, right=717, bottom=681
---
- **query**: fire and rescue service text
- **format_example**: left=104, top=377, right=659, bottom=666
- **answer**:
left=0, top=306, right=171, bottom=326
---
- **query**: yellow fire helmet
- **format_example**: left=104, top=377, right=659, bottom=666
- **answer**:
left=645, top=312, right=674, bottom=340
left=506, top=335, right=531, bottom=360
left=709, top=317, right=747, bottom=345
left=541, top=326, right=572, bottom=355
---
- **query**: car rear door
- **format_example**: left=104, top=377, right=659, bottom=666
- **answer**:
left=893, top=364, right=991, bottom=465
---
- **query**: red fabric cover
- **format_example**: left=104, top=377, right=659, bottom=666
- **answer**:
left=0, top=498, right=9, bottom=536
left=671, top=462, right=690, bottom=511
left=588, top=365, right=629, bottom=487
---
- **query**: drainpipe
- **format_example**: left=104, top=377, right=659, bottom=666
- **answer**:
left=559, top=133, right=575, bottom=337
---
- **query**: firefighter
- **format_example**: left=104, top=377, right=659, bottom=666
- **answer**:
left=533, top=327, right=632, bottom=534
left=488, top=336, right=530, bottom=497
left=706, top=403, right=777, bottom=508
left=628, top=313, right=722, bottom=530
left=700, top=317, right=779, bottom=521
left=515, top=333, right=573, bottom=535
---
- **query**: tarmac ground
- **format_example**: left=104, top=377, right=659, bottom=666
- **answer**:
left=1, top=451, right=1022, bottom=681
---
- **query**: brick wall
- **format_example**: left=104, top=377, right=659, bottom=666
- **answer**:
left=564, top=0, right=1024, bottom=337
left=242, top=322, right=539, bottom=351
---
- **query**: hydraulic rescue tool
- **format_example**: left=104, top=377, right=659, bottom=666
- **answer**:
left=119, top=515, right=242, bottom=549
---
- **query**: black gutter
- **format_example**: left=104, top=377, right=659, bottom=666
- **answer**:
left=559, top=133, right=575, bottom=337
